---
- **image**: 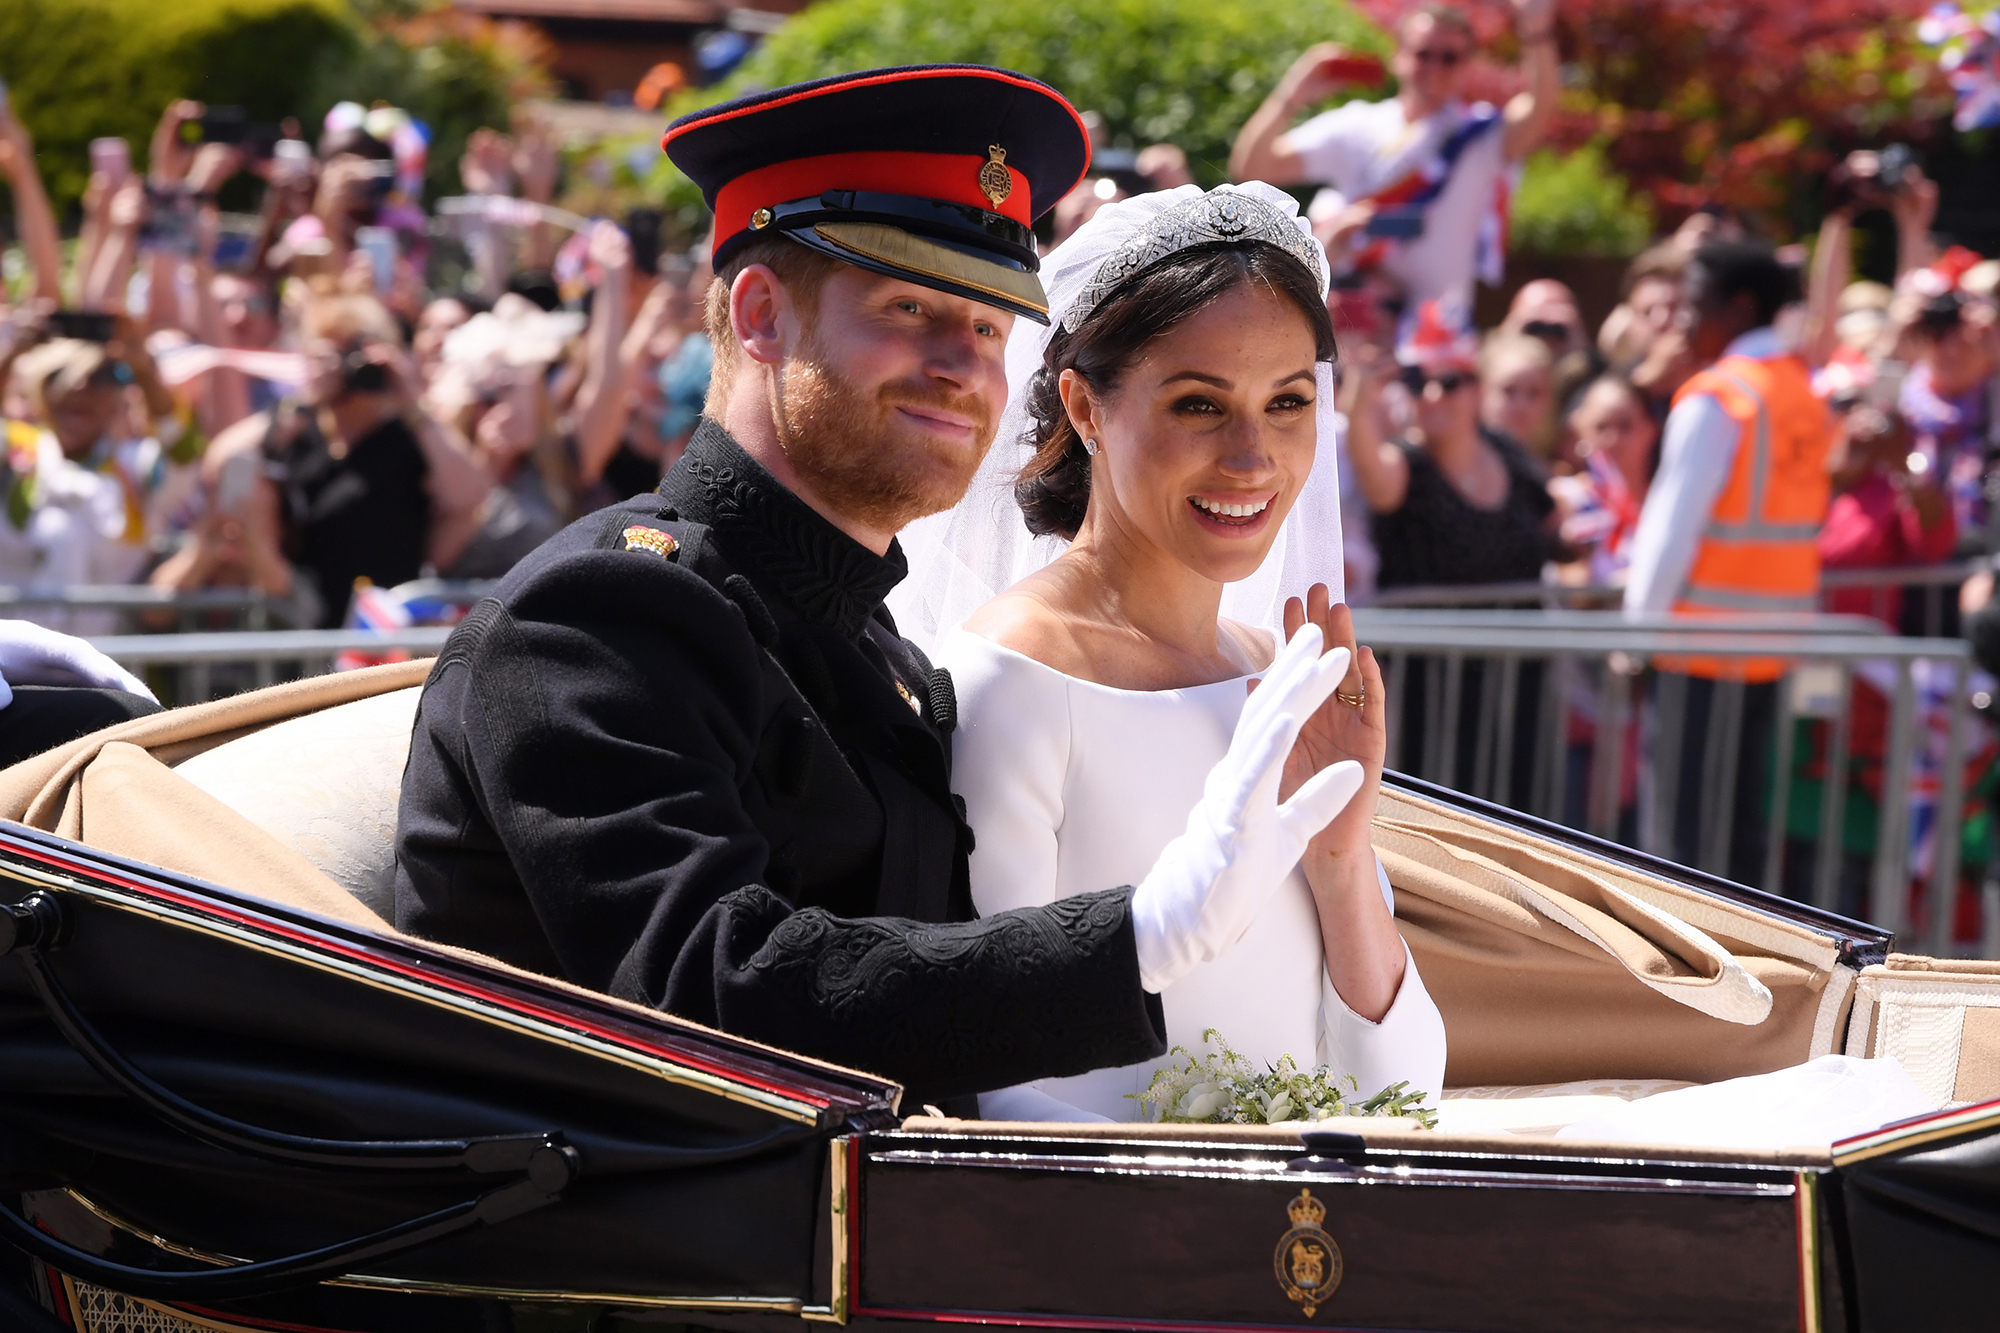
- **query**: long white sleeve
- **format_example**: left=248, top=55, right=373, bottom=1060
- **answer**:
left=944, top=633, right=1070, bottom=918
left=943, top=632, right=1093, bottom=1122
left=1316, top=857, right=1448, bottom=1106
left=1622, top=393, right=1739, bottom=615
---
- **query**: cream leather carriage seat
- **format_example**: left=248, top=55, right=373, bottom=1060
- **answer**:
left=173, top=686, right=422, bottom=920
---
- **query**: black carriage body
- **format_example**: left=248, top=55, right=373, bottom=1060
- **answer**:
left=0, top=791, right=1994, bottom=1333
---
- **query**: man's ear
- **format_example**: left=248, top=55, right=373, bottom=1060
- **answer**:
left=729, top=264, right=796, bottom=369
left=1057, top=367, right=1101, bottom=447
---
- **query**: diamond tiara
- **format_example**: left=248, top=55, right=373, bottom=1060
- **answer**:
left=1060, top=191, right=1329, bottom=333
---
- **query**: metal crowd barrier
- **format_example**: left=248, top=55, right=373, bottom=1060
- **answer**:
left=88, top=628, right=453, bottom=702
left=1370, top=560, right=1986, bottom=622
left=1353, top=608, right=1982, bottom=958
left=0, top=586, right=311, bottom=632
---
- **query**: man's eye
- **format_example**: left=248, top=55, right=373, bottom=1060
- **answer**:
left=895, top=300, right=922, bottom=315
left=974, top=322, right=998, bottom=338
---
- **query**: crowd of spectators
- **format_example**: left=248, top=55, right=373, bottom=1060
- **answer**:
left=0, top=94, right=712, bottom=634
left=1, top=18, right=1996, bottom=648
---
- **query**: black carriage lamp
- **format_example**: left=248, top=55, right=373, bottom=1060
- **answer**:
left=0, top=882, right=823, bottom=1298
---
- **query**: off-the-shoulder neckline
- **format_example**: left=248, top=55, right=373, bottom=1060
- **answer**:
left=942, top=625, right=1276, bottom=698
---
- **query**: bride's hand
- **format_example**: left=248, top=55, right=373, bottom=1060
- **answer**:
left=1269, top=584, right=1385, bottom=859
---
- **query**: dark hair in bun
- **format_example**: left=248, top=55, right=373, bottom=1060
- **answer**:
left=1015, top=241, right=1337, bottom=541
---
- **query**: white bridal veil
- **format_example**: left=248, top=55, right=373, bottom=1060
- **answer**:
left=885, top=181, right=1347, bottom=658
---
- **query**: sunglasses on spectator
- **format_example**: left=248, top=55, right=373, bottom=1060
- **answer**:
left=1413, top=47, right=1467, bottom=67
left=1520, top=320, right=1570, bottom=342
left=1400, top=367, right=1475, bottom=395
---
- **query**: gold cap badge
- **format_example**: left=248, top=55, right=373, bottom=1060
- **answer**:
left=1273, top=1188, right=1343, bottom=1318
left=978, top=145, right=1012, bottom=210
left=623, top=525, right=679, bottom=559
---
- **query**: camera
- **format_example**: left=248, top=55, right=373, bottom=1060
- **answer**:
left=1824, top=144, right=1917, bottom=213
left=1917, top=289, right=1967, bottom=336
left=340, top=350, right=390, bottom=395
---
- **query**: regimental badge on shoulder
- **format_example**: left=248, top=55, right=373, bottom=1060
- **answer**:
left=622, top=525, right=679, bottom=560
left=979, top=145, right=1012, bottom=210
left=1273, top=1188, right=1343, bottom=1318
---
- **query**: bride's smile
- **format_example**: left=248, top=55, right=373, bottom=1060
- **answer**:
left=1188, top=491, right=1276, bottom=531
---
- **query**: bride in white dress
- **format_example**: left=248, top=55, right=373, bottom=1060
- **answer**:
left=895, top=184, right=1447, bottom=1122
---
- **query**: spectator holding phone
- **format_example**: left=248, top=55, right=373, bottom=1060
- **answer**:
left=425, top=293, right=583, bottom=578
left=1819, top=402, right=1956, bottom=628
left=0, top=96, right=62, bottom=308
left=270, top=124, right=395, bottom=278
left=148, top=444, right=315, bottom=621
left=13, top=316, right=201, bottom=590
left=202, top=293, right=490, bottom=625
left=1548, top=375, right=1659, bottom=585
left=1230, top=0, right=1559, bottom=318
left=1344, top=300, right=1562, bottom=590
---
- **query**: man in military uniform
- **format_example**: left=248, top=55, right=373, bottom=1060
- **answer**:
left=395, top=67, right=1355, bottom=1111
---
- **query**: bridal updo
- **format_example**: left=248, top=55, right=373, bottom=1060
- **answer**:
left=1015, top=241, right=1338, bottom=541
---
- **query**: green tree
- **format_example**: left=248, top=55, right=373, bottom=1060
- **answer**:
left=0, top=0, right=546, bottom=221
left=648, top=0, right=1389, bottom=243
left=1509, top=142, right=1654, bottom=256
left=0, top=0, right=353, bottom=215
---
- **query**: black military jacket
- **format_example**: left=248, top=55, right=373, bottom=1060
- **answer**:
left=395, top=422, right=1166, bottom=1105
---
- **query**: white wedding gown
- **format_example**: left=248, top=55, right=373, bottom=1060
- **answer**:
left=941, top=628, right=1449, bottom=1123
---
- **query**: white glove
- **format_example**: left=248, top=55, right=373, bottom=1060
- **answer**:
left=1130, top=624, right=1363, bottom=993
left=0, top=620, right=158, bottom=710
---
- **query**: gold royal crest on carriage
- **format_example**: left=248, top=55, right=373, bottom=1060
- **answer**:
left=1273, top=1188, right=1343, bottom=1318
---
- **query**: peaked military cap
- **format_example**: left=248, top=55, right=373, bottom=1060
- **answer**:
left=663, top=65, right=1090, bottom=323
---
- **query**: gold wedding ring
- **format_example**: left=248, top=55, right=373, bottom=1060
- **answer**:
left=1334, top=687, right=1367, bottom=709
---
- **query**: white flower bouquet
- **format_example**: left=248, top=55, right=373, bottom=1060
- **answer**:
left=1131, top=1029, right=1438, bottom=1130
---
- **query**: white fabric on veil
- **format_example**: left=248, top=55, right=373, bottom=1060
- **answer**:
left=885, top=182, right=1347, bottom=658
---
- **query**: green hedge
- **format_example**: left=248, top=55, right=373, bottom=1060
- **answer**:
left=1509, top=142, right=1654, bottom=259
left=647, top=0, right=1389, bottom=243
left=0, top=0, right=355, bottom=216
left=0, top=0, right=535, bottom=219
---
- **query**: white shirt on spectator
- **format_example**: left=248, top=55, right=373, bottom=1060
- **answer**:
left=1283, top=97, right=1507, bottom=310
left=1622, top=327, right=1787, bottom=616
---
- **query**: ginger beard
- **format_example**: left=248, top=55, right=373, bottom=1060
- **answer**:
left=770, top=330, right=996, bottom=534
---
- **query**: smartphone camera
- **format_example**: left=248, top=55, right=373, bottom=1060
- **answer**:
left=362, top=159, right=398, bottom=201
left=47, top=311, right=119, bottom=343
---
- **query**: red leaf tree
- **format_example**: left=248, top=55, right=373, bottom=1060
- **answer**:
left=1347, top=0, right=1953, bottom=233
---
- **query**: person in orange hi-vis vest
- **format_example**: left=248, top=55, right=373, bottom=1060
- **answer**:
left=1622, top=241, right=1834, bottom=888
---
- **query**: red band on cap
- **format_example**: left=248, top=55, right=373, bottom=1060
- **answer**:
left=714, top=150, right=1031, bottom=244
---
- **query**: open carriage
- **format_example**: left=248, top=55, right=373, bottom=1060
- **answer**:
left=0, top=663, right=1994, bottom=1333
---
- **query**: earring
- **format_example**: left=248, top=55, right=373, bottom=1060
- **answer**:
left=1083, top=438, right=1099, bottom=456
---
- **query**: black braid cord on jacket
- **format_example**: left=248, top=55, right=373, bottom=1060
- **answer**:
left=393, top=422, right=1166, bottom=1107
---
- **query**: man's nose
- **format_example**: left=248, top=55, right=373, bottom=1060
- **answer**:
left=922, top=320, right=992, bottom=386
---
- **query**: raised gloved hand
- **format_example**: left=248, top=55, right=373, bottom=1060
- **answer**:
left=0, top=620, right=157, bottom=710
left=1130, top=624, right=1362, bottom=993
